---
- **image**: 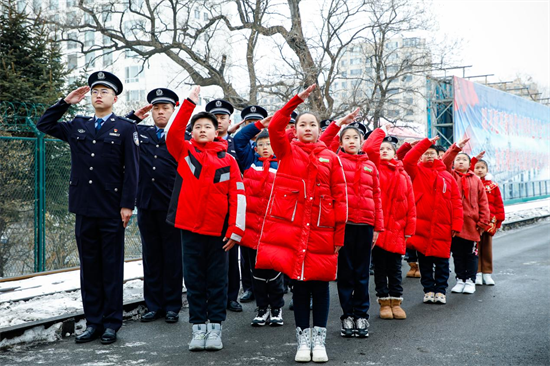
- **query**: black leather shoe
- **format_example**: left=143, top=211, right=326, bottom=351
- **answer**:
left=100, top=328, right=117, bottom=344
left=227, top=300, right=243, bottom=312
left=75, top=326, right=101, bottom=343
left=165, top=311, right=179, bottom=323
left=239, top=290, right=254, bottom=303
left=141, top=310, right=163, bottom=322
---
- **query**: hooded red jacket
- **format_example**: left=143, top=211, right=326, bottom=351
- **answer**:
left=256, top=95, right=348, bottom=282
left=319, top=123, right=383, bottom=230
left=470, top=157, right=506, bottom=229
left=165, top=99, right=246, bottom=242
left=362, top=128, right=416, bottom=254
left=442, top=144, right=491, bottom=242
left=403, top=138, right=463, bottom=258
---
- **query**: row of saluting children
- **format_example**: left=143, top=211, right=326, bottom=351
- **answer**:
left=166, top=84, right=505, bottom=363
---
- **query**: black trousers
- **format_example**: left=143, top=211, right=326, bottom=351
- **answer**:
left=451, top=236, right=478, bottom=281
left=418, top=252, right=450, bottom=294
left=406, top=248, right=418, bottom=262
left=293, top=280, right=330, bottom=329
left=243, top=247, right=284, bottom=309
left=241, top=248, right=254, bottom=293
left=181, top=230, right=228, bottom=324
left=138, top=209, right=183, bottom=313
left=75, top=215, right=125, bottom=331
left=337, top=224, right=373, bottom=320
left=372, top=246, right=403, bottom=298
left=227, top=245, right=241, bottom=302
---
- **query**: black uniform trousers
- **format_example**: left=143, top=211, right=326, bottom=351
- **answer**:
left=138, top=209, right=183, bottom=313
left=75, top=215, right=125, bottom=331
left=372, top=246, right=404, bottom=298
left=243, top=247, right=284, bottom=309
left=240, top=249, right=254, bottom=293
left=451, top=236, right=478, bottom=282
left=337, top=224, right=373, bottom=320
left=181, top=229, right=228, bottom=324
left=227, top=245, right=241, bottom=302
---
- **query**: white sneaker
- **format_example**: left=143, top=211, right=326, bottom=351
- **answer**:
left=251, top=308, right=270, bottom=326
left=483, top=273, right=495, bottom=285
left=205, top=323, right=223, bottom=350
left=434, top=293, right=446, bottom=304
left=463, top=279, right=476, bottom=294
left=270, top=308, right=284, bottom=326
left=451, top=279, right=465, bottom=293
left=423, top=292, right=435, bottom=303
left=475, top=273, right=483, bottom=285
left=311, top=326, right=328, bottom=363
left=189, top=324, right=207, bottom=351
left=295, top=327, right=311, bottom=362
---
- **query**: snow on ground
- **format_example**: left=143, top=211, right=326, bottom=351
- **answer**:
left=504, top=198, right=550, bottom=224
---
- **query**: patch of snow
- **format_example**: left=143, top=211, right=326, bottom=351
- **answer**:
left=0, top=323, right=61, bottom=349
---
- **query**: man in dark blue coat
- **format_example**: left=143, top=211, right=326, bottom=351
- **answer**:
left=36, top=71, right=139, bottom=345
left=131, top=88, right=183, bottom=324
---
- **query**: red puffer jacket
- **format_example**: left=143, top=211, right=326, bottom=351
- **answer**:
left=362, top=128, right=416, bottom=254
left=403, top=138, right=463, bottom=258
left=240, top=157, right=277, bottom=249
left=166, top=99, right=246, bottom=242
left=319, top=123, right=384, bottom=229
left=256, top=95, right=348, bottom=282
left=442, top=144, right=490, bottom=242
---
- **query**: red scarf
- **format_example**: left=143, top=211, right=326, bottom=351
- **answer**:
left=455, top=170, right=471, bottom=200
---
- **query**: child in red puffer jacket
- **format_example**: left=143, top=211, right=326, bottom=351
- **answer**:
left=472, top=155, right=505, bottom=286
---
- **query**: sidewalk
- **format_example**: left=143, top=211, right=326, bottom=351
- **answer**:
left=503, top=197, right=550, bottom=225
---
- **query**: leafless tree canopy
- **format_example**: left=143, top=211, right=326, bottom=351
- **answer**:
left=45, top=0, right=454, bottom=125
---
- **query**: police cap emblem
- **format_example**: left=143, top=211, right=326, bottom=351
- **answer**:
left=98, top=72, right=105, bottom=80
left=156, top=89, right=163, bottom=96
left=216, top=101, right=222, bottom=107
left=251, top=106, right=256, bottom=112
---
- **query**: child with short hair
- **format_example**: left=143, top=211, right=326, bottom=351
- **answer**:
left=234, top=116, right=287, bottom=327
left=442, top=140, right=491, bottom=294
left=403, top=137, right=463, bottom=305
left=166, top=86, right=246, bottom=351
left=472, top=156, right=505, bottom=285
left=256, top=84, right=348, bottom=363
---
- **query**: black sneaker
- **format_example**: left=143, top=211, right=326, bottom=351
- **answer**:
left=269, top=308, right=284, bottom=326
left=251, top=308, right=270, bottom=326
left=340, top=316, right=355, bottom=338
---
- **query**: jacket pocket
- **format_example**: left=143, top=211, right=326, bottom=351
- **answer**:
left=269, top=189, right=299, bottom=222
left=317, top=195, right=335, bottom=228
left=103, top=138, right=122, bottom=156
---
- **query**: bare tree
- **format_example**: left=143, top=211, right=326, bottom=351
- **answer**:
left=44, top=0, right=454, bottom=123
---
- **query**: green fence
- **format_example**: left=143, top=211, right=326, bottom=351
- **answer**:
left=0, top=102, right=142, bottom=278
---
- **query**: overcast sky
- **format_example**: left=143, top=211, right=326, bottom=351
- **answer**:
left=432, top=0, right=550, bottom=93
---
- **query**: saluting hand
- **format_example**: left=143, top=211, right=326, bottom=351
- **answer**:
left=64, top=86, right=90, bottom=105
left=260, top=115, right=273, bottom=128
left=429, top=136, right=440, bottom=145
left=134, top=104, right=153, bottom=120
left=189, top=85, right=200, bottom=104
left=457, top=137, right=470, bottom=149
left=298, top=84, right=317, bottom=101
left=336, top=107, right=360, bottom=127
left=120, top=208, right=133, bottom=228
left=222, top=237, right=237, bottom=252
left=475, top=150, right=486, bottom=160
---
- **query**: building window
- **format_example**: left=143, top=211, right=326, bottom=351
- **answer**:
left=68, top=54, right=78, bottom=71
left=203, top=12, right=209, bottom=21
left=49, top=0, right=58, bottom=11
left=350, top=58, right=361, bottom=65
left=350, top=69, right=361, bottom=76
left=125, top=66, right=141, bottom=83
left=84, top=31, right=94, bottom=48
left=85, top=52, right=95, bottom=68
left=341, top=71, right=347, bottom=78
left=341, top=82, right=347, bottom=88
left=67, top=32, right=78, bottom=49
left=340, top=60, right=347, bottom=67
left=103, top=52, right=112, bottom=67
left=126, top=89, right=145, bottom=102
left=195, top=9, right=200, bottom=19
left=66, top=0, right=77, bottom=7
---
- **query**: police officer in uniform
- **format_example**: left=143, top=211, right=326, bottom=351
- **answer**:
left=36, top=71, right=139, bottom=344
left=131, top=89, right=183, bottom=323
left=204, top=99, right=242, bottom=312
left=237, top=105, right=268, bottom=304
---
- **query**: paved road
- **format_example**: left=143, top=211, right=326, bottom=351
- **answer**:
left=1, top=221, right=549, bottom=365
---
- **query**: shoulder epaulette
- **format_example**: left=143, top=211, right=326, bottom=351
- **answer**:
left=75, top=115, right=91, bottom=119
left=119, top=116, right=136, bottom=123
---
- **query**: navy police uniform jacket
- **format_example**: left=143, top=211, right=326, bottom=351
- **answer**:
left=136, top=125, right=177, bottom=211
left=36, top=99, right=139, bottom=218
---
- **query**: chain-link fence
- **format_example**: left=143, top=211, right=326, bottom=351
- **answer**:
left=0, top=102, right=142, bottom=278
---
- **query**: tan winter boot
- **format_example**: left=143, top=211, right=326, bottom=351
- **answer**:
left=378, top=297, right=393, bottom=319
left=406, top=263, right=418, bottom=278
left=390, top=297, right=407, bottom=319
left=414, top=265, right=421, bottom=278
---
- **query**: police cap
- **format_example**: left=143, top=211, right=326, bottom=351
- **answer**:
left=147, top=88, right=179, bottom=106
left=241, top=105, right=268, bottom=121
left=205, top=99, right=234, bottom=115
left=88, top=71, right=123, bottom=95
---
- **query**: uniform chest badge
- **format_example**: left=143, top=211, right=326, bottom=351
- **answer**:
left=78, top=129, right=85, bottom=133
left=109, top=132, right=120, bottom=136
left=319, top=157, right=329, bottom=163
left=363, top=166, right=373, bottom=173
left=133, top=131, right=140, bottom=146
